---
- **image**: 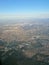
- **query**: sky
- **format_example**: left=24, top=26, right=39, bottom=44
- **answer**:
left=0, top=0, right=49, bottom=19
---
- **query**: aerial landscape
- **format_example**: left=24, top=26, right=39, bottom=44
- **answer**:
left=0, top=0, right=49, bottom=65
left=0, top=19, right=49, bottom=65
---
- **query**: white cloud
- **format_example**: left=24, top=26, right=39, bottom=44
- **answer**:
left=0, top=13, right=49, bottom=20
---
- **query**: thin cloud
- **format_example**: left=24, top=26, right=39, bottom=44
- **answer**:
left=0, top=13, right=49, bottom=20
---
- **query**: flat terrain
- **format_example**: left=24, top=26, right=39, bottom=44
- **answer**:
left=0, top=19, right=49, bottom=65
